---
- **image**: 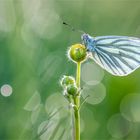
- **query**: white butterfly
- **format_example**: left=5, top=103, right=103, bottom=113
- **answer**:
left=82, top=34, right=140, bottom=76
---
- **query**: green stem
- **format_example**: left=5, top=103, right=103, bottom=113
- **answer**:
left=76, top=62, right=81, bottom=89
left=74, top=62, right=81, bottom=140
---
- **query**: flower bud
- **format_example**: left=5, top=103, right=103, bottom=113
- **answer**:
left=67, top=84, right=78, bottom=95
left=68, top=44, right=87, bottom=63
left=60, top=75, right=75, bottom=87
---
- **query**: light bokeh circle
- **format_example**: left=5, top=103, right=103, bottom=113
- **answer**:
left=82, top=83, right=106, bottom=105
left=120, top=93, right=140, bottom=122
left=82, top=61, right=104, bottom=85
left=45, top=93, right=69, bottom=119
left=107, top=113, right=132, bottom=138
left=0, top=84, right=13, bottom=97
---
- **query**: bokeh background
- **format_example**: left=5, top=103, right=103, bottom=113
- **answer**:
left=0, top=0, right=140, bottom=140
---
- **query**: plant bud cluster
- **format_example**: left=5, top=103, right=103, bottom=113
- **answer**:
left=60, top=75, right=78, bottom=102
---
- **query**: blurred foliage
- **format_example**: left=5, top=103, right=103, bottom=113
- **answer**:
left=0, top=0, right=140, bottom=140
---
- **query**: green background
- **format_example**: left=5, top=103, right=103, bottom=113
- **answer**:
left=0, top=0, right=140, bottom=140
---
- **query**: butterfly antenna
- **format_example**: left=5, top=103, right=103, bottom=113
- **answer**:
left=62, top=21, right=85, bottom=34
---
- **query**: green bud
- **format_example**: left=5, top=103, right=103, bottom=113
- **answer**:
left=68, top=44, right=87, bottom=63
left=67, top=84, right=78, bottom=95
left=61, top=75, right=75, bottom=87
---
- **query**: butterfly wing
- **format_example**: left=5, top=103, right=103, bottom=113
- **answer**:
left=89, top=36, right=140, bottom=76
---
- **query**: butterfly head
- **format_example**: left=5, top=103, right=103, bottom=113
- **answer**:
left=81, top=34, right=89, bottom=45
left=81, top=34, right=95, bottom=52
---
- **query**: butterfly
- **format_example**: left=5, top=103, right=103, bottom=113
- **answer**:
left=81, top=34, right=140, bottom=76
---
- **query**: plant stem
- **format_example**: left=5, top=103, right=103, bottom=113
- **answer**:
left=74, top=62, right=81, bottom=140
left=76, top=62, right=81, bottom=89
